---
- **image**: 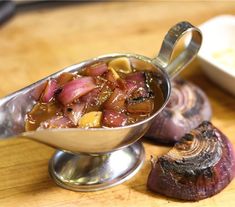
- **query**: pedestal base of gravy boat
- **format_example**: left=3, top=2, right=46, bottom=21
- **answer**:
left=49, top=142, right=145, bottom=191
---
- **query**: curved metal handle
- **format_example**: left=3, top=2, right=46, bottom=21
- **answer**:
left=152, top=21, right=202, bottom=79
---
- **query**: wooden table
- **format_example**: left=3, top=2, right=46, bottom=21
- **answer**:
left=0, top=2, right=235, bottom=207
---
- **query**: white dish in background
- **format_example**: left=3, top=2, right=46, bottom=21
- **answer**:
left=198, top=15, right=235, bottom=96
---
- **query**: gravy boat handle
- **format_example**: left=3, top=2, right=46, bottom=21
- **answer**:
left=152, top=21, right=202, bottom=79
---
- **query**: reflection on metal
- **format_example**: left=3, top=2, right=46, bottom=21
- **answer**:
left=49, top=142, right=145, bottom=191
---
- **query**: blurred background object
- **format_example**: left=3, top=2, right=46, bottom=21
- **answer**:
left=0, top=0, right=15, bottom=25
left=0, top=0, right=90, bottom=26
left=198, top=15, right=235, bottom=96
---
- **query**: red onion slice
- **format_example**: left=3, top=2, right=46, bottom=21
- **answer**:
left=102, top=109, right=127, bottom=127
left=57, top=72, right=74, bottom=86
left=41, top=79, right=58, bottom=103
left=125, top=72, right=145, bottom=85
left=145, top=78, right=212, bottom=144
left=125, top=72, right=149, bottom=98
left=58, top=77, right=96, bottom=105
left=103, top=88, right=126, bottom=112
left=147, top=121, right=235, bottom=201
left=117, top=79, right=138, bottom=97
left=105, top=70, right=117, bottom=83
left=38, top=116, right=74, bottom=129
left=127, top=99, right=154, bottom=114
left=80, top=88, right=101, bottom=106
left=64, top=103, right=86, bottom=125
left=104, top=70, right=119, bottom=90
left=85, top=62, right=108, bottom=76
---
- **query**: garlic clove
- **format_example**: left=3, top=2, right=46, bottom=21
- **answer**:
left=108, top=57, right=132, bottom=74
left=78, top=111, right=102, bottom=128
left=130, top=58, right=154, bottom=71
left=108, top=67, right=120, bottom=80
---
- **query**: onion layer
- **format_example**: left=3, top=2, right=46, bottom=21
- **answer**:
left=125, top=72, right=148, bottom=98
left=58, top=77, right=96, bottom=105
left=85, top=62, right=108, bottom=76
left=103, top=88, right=126, bottom=112
left=41, top=79, right=58, bottom=103
left=127, top=99, right=154, bottom=113
left=102, top=109, right=127, bottom=127
left=57, top=72, right=74, bottom=86
left=147, top=121, right=235, bottom=201
left=38, top=116, right=74, bottom=129
left=64, top=103, right=85, bottom=125
left=145, top=78, right=212, bottom=143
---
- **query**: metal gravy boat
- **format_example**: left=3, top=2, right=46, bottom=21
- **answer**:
left=0, top=21, right=202, bottom=191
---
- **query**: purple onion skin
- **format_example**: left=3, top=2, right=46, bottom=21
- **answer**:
left=147, top=121, right=235, bottom=201
left=41, top=79, right=58, bottom=103
left=145, top=78, right=212, bottom=144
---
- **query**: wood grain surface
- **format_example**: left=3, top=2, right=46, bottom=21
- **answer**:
left=0, top=1, right=235, bottom=207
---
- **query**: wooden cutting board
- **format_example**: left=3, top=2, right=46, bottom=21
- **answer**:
left=0, top=2, right=234, bottom=207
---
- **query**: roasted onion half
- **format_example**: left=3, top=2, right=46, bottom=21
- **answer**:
left=145, top=78, right=212, bottom=144
left=147, top=121, right=235, bottom=201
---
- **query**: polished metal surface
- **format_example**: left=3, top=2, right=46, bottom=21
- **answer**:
left=153, top=21, right=202, bottom=79
left=0, top=21, right=202, bottom=191
left=49, top=142, right=145, bottom=191
left=0, top=54, right=169, bottom=153
left=0, top=21, right=202, bottom=154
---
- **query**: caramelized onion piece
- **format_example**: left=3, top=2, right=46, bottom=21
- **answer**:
left=125, top=72, right=146, bottom=90
left=127, top=99, right=154, bottom=114
left=147, top=121, right=235, bottom=201
left=117, top=79, right=138, bottom=97
left=57, top=72, right=74, bottom=86
left=145, top=78, right=212, bottom=143
left=41, top=79, right=58, bottom=103
left=38, top=116, right=74, bottom=129
left=125, top=72, right=150, bottom=99
left=64, top=103, right=85, bottom=125
left=105, top=70, right=118, bottom=90
left=102, top=110, right=127, bottom=127
left=80, top=88, right=101, bottom=106
left=58, top=77, right=96, bottom=105
left=103, top=88, right=126, bottom=112
left=85, top=62, right=108, bottom=76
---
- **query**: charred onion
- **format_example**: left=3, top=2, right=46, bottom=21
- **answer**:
left=145, top=78, right=212, bottom=144
left=147, top=121, right=235, bottom=201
